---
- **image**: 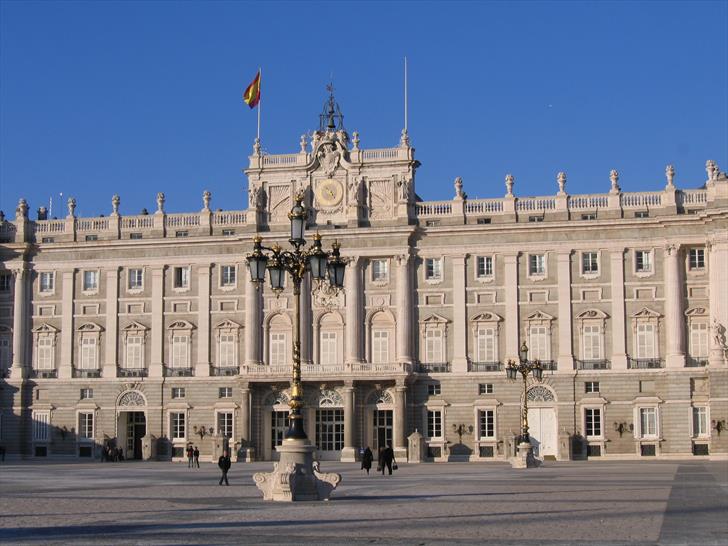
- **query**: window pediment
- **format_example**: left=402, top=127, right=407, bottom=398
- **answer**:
left=471, top=312, right=502, bottom=323
left=525, top=311, right=554, bottom=323
left=420, top=313, right=449, bottom=325
left=215, top=319, right=242, bottom=330
left=576, top=309, right=609, bottom=321
left=632, top=307, right=661, bottom=319
left=32, top=323, right=59, bottom=334
left=684, top=307, right=707, bottom=317
left=77, top=322, right=104, bottom=333
left=122, top=321, right=148, bottom=333
left=167, top=320, right=195, bottom=331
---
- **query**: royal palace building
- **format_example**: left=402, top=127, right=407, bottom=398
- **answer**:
left=1, top=98, right=727, bottom=463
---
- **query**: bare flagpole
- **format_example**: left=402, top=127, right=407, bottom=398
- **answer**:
left=404, top=56, right=408, bottom=133
left=257, top=67, right=262, bottom=142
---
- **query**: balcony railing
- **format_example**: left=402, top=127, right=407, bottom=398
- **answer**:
left=164, top=366, right=194, bottom=377
left=243, top=362, right=408, bottom=376
left=29, top=369, right=57, bottom=379
left=415, top=362, right=451, bottom=373
left=539, top=360, right=558, bottom=371
left=210, top=366, right=240, bottom=377
left=117, top=367, right=148, bottom=378
left=685, top=357, right=708, bottom=368
left=73, top=368, right=101, bottom=378
left=627, top=357, right=665, bottom=369
left=575, top=359, right=611, bottom=370
left=468, top=362, right=502, bottom=372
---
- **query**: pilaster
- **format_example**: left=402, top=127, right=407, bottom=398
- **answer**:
left=396, top=253, right=413, bottom=364
left=708, top=233, right=728, bottom=366
left=149, top=266, right=165, bottom=377
left=557, top=251, right=573, bottom=370
left=245, top=269, right=262, bottom=366
left=196, top=264, right=211, bottom=377
left=610, top=250, right=627, bottom=369
left=504, top=253, right=519, bottom=362
left=345, top=257, right=363, bottom=364
left=393, top=382, right=408, bottom=459
left=103, top=268, right=119, bottom=378
left=452, top=255, right=468, bottom=372
left=59, top=269, right=75, bottom=379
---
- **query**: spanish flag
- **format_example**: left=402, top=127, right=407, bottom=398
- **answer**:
left=243, top=71, right=261, bottom=109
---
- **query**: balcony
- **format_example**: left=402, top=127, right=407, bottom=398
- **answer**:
left=210, top=366, right=240, bottom=377
left=415, top=362, right=452, bottom=373
left=72, top=368, right=101, bottom=378
left=685, top=357, right=708, bottom=368
left=627, top=357, right=665, bottom=369
left=468, top=362, right=502, bottom=372
left=117, top=367, right=149, bottom=378
left=164, top=366, right=194, bottom=377
left=242, top=362, right=409, bottom=377
left=575, top=359, right=611, bottom=370
left=29, top=369, right=57, bottom=379
left=539, top=360, right=558, bottom=371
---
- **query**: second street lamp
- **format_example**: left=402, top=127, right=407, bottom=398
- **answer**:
left=505, top=341, right=543, bottom=468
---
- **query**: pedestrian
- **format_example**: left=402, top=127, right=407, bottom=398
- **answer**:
left=193, top=446, right=200, bottom=468
left=218, top=450, right=231, bottom=486
left=186, top=445, right=194, bottom=468
left=361, top=446, right=373, bottom=475
left=381, top=445, right=395, bottom=475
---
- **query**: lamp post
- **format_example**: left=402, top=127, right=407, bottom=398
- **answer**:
left=250, top=191, right=345, bottom=501
left=505, top=341, right=543, bottom=468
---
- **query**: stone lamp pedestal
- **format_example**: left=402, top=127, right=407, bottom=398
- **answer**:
left=253, top=437, right=341, bottom=501
left=510, top=441, right=540, bottom=469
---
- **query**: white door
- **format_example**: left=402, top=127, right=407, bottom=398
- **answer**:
left=527, top=407, right=557, bottom=458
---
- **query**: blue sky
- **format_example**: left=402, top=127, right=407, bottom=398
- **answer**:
left=1, top=1, right=726, bottom=218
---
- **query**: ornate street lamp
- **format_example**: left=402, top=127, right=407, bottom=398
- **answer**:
left=250, top=191, right=344, bottom=500
left=505, top=341, right=543, bottom=468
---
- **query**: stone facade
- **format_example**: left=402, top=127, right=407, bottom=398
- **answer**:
left=1, top=104, right=727, bottom=463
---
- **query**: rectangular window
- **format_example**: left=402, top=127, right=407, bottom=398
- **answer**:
left=83, top=270, right=98, bottom=291
left=171, top=387, right=185, bottom=399
left=36, top=337, right=53, bottom=369
left=130, top=232, right=143, bottom=240
left=528, top=216, right=543, bottom=223
left=269, top=333, right=286, bottom=366
left=221, top=265, right=236, bottom=287
left=529, top=326, right=550, bottom=361
left=425, top=330, right=443, bottom=363
left=170, top=412, right=186, bottom=440
left=320, top=331, right=337, bottom=365
left=427, top=410, right=443, bottom=439
left=217, top=412, right=234, bottom=438
left=639, top=407, right=657, bottom=438
left=0, top=274, right=10, bottom=292
left=78, top=412, right=94, bottom=440
left=478, top=383, right=494, bottom=395
left=634, top=211, right=649, bottom=218
left=476, top=217, right=491, bottom=225
left=172, top=335, right=189, bottom=367
left=32, top=411, right=50, bottom=441
left=271, top=411, right=289, bottom=449
left=581, top=213, right=597, bottom=221
left=41, top=237, right=55, bottom=244
left=80, top=388, right=93, bottom=400
left=85, top=234, right=98, bottom=242
left=175, top=230, right=189, bottom=238
left=372, top=330, right=389, bottom=364
left=219, top=387, right=232, bottom=398
left=80, top=337, right=97, bottom=369
left=425, top=258, right=442, bottom=280
left=635, top=250, right=652, bottom=273
left=427, top=384, right=441, bottom=396
left=315, top=409, right=344, bottom=451
left=582, top=252, right=599, bottom=274
left=582, top=325, right=602, bottom=360
left=476, top=328, right=496, bottom=362
left=475, top=256, right=494, bottom=279
left=585, top=381, right=600, bottom=393
left=690, top=323, right=709, bottom=358
left=222, top=229, right=235, bottom=236
left=126, top=335, right=143, bottom=368
left=173, top=267, right=189, bottom=289
left=219, top=334, right=235, bottom=367
left=479, top=409, right=495, bottom=439
left=529, top=254, right=546, bottom=276
left=128, top=268, right=143, bottom=290
left=371, top=259, right=388, bottom=282
left=636, top=324, right=656, bottom=359
left=40, top=272, right=54, bottom=293
left=689, top=248, right=705, bottom=270
left=692, top=406, right=708, bottom=437
left=585, top=408, right=602, bottom=438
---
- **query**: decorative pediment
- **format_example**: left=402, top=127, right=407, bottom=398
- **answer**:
left=167, top=320, right=195, bottom=330
left=525, top=311, right=555, bottom=322
left=684, top=307, right=707, bottom=317
left=576, top=309, right=609, bottom=320
left=32, top=323, right=58, bottom=334
left=264, top=390, right=290, bottom=407
left=215, top=319, right=242, bottom=330
left=631, top=307, right=661, bottom=319
left=318, top=388, right=344, bottom=407
left=122, top=321, right=148, bottom=332
left=420, top=313, right=450, bottom=325
left=117, top=390, right=146, bottom=407
left=471, top=312, right=502, bottom=323
left=77, top=322, right=103, bottom=332
left=526, top=386, right=556, bottom=402
left=366, top=389, right=394, bottom=406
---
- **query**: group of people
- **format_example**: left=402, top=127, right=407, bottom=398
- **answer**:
left=360, top=445, right=397, bottom=475
left=185, top=444, right=231, bottom=486
left=101, top=445, right=124, bottom=462
left=186, top=445, right=200, bottom=468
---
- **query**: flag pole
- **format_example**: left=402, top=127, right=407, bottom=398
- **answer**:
left=257, top=67, right=262, bottom=141
left=404, top=56, right=408, bottom=132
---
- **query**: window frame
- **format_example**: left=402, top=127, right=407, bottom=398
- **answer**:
left=584, top=406, right=603, bottom=440
left=78, top=411, right=95, bottom=442
left=426, top=409, right=443, bottom=440
left=39, top=271, right=55, bottom=294
left=528, top=253, right=547, bottom=279
left=127, top=268, right=144, bottom=292
left=634, top=249, right=654, bottom=276
left=475, top=255, right=495, bottom=281
left=691, top=405, right=709, bottom=438
left=371, top=259, right=389, bottom=283
left=687, top=248, right=705, bottom=272
left=169, top=411, right=187, bottom=440
left=220, top=264, right=237, bottom=289
left=580, top=251, right=600, bottom=277
left=216, top=410, right=234, bottom=439
left=173, top=266, right=190, bottom=290
left=424, top=257, right=443, bottom=283
left=82, top=269, right=99, bottom=293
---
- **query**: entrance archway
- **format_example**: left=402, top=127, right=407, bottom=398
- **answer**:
left=525, top=385, right=557, bottom=459
left=366, top=388, right=394, bottom=453
left=116, top=390, right=147, bottom=460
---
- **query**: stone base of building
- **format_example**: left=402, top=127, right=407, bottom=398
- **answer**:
left=253, top=438, right=341, bottom=501
left=340, top=446, right=358, bottom=462
left=510, top=441, right=541, bottom=469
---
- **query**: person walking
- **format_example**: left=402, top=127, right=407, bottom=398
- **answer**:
left=193, top=446, right=200, bottom=468
left=218, top=450, right=231, bottom=486
left=361, top=446, right=373, bottom=475
left=381, top=445, right=396, bottom=475
left=186, top=445, right=194, bottom=468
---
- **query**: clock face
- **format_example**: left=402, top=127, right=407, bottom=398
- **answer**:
left=315, top=178, right=344, bottom=207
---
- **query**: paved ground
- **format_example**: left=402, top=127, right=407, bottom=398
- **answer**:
left=0, top=459, right=726, bottom=545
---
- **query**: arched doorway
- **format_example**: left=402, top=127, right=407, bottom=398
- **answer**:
left=116, top=390, right=147, bottom=460
left=366, top=388, right=394, bottom=453
left=312, top=388, right=344, bottom=460
left=525, top=385, right=557, bottom=459
left=262, top=389, right=290, bottom=461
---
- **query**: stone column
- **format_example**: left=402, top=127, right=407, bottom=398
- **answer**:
left=393, top=382, right=408, bottom=459
left=59, top=269, right=75, bottom=379
left=196, top=264, right=211, bottom=377
left=557, top=251, right=573, bottom=370
left=300, top=272, right=312, bottom=365
left=9, top=266, right=27, bottom=380
left=504, top=253, right=520, bottom=362
left=708, top=233, right=728, bottom=366
left=244, top=271, right=262, bottom=366
left=345, top=257, right=363, bottom=364
left=240, top=383, right=251, bottom=445
left=610, top=249, right=628, bottom=369
left=341, top=383, right=357, bottom=462
left=396, top=254, right=413, bottom=364
left=149, top=266, right=165, bottom=377
left=664, top=244, right=685, bottom=368
left=103, top=268, right=119, bottom=378
left=452, top=255, right=468, bottom=372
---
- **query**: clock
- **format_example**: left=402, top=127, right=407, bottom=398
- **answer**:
left=315, top=178, right=344, bottom=207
